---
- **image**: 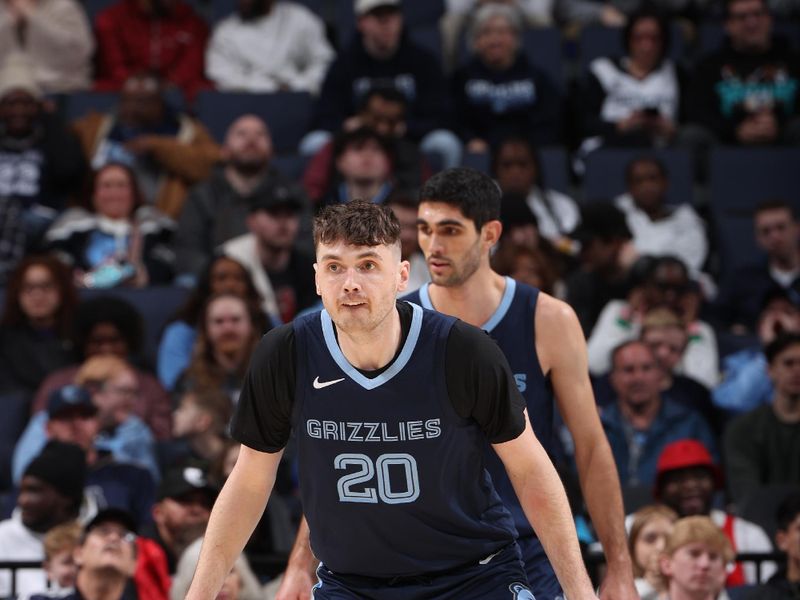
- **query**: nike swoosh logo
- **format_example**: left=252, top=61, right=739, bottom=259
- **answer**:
left=478, top=549, right=502, bottom=565
left=313, top=376, right=345, bottom=389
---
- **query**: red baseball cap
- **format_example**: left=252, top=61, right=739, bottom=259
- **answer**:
left=654, top=439, right=723, bottom=497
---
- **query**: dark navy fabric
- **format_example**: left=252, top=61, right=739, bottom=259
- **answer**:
left=407, top=278, right=553, bottom=537
left=292, top=303, right=516, bottom=578
left=311, top=542, right=533, bottom=600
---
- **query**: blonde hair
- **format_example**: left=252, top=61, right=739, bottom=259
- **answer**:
left=75, top=355, right=133, bottom=388
left=628, top=504, right=679, bottom=577
left=43, top=521, right=82, bottom=560
left=663, top=516, right=735, bottom=563
left=642, top=307, right=686, bottom=331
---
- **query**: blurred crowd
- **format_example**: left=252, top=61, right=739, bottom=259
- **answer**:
left=0, top=0, right=799, bottom=597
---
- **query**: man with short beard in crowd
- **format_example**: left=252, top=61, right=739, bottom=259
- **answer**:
left=206, top=0, right=334, bottom=93
left=175, top=114, right=306, bottom=282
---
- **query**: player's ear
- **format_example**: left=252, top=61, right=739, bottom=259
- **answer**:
left=397, top=259, right=410, bottom=293
left=482, top=220, right=503, bottom=247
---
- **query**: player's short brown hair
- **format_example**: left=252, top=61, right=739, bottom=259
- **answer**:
left=313, top=199, right=401, bottom=250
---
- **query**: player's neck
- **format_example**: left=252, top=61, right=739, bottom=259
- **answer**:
left=337, top=306, right=402, bottom=371
left=428, top=268, right=505, bottom=328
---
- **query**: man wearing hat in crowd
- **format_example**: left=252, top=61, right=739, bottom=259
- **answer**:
left=565, top=202, right=635, bottom=336
left=30, top=508, right=140, bottom=600
left=13, top=385, right=156, bottom=527
left=140, top=465, right=217, bottom=574
left=300, top=0, right=460, bottom=170
left=649, top=438, right=775, bottom=585
left=222, top=189, right=316, bottom=323
left=0, top=52, right=86, bottom=281
left=0, top=440, right=86, bottom=598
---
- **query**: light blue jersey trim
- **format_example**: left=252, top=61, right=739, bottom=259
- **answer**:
left=416, top=277, right=516, bottom=333
left=481, top=277, right=516, bottom=332
left=319, top=302, right=423, bottom=390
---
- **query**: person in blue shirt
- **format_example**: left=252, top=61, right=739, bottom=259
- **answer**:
left=187, top=199, right=597, bottom=600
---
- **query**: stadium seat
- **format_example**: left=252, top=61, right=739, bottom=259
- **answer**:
left=408, top=24, right=443, bottom=64
left=583, top=148, right=693, bottom=205
left=709, top=147, right=800, bottom=279
left=461, top=146, right=570, bottom=195
left=272, top=154, right=310, bottom=182
left=736, top=483, right=800, bottom=540
left=62, top=88, right=185, bottom=122
left=521, top=28, right=565, bottom=92
left=193, top=90, right=313, bottom=153
left=578, top=23, right=686, bottom=73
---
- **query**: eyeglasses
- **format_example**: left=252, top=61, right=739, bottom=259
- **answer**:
left=21, top=281, right=57, bottom=294
left=90, top=524, right=136, bottom=544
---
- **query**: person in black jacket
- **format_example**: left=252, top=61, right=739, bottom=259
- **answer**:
left=683, top=0, right=800, bottom=146
left=451, top=4, right=562, bottom=152
left=301, top=0, right=461, bottom=168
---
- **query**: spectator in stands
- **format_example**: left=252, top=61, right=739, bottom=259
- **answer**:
left=565, top=202, right=635, bottom=335
left=493, top=136, right=580, bottom=251
left=554, top=0, right=626, bottom=28
left=0, top=255, right=76, bottom=396
left=0, top=441, right=85, bottom=599
left=72, top=73, right=220, bottom=218
left=714, top=289, right=800, bottom=414
left=32, top=296, right=172, bottom=440
left=683, top=0, right=800, bottom=147
left=222, top=191, right=316, bottom=323
left=653, top=439, right=775, bottom=585
left=174, top=115, right=304, bottom=282
left=141, top=465, right=216, bottom=574
left=440, top=0, right=555, bottom=73
left=741, top=492, right=800, bottom=599
left=15, top=357, right=159, bottom=484
left=577, top=10, right=682, bottom=155
left=387, top=191, right=429, bottom=293
left=595, top=308, right=720, bottom=428
left=93, top=0, right=209, bottom=98
left=657, top=516, right=734, bottom=600
left=716, top=199, right=800, bottom=333
left=451, top=4, right=562, bottom=151
left=303, top=87, right=430, bottom=203
left=614, top=156, right=707, bottom=276
left=0, top=0, right=93, bottom=94
left=317, top=127, right=394, bottom=207
left=303, top=0, right=461, bottom=169
left=164, top=388, right=232, bottom=470
left=14, top=385, right=157, bottom=526
left=0, top=53, right=87, bottom=269
left=601, top=341, right=718, bottom=486
left=491, top=241, right=563, bottom=295
left=170, top=544, right=263, bottom=600
left=588, top=255, right=718, bottom=383
left=206, top=0, right=334, bottom=93
left=159, top=256, right=268, bottom=391
left=37, top=521, right=82, bottom=597
left=640, top=309, right=719, bottom=424
left=30, top=509, right=140, bottom=600
left=177, top=294, right=261, bottom=402
left=724, top=333, right=800, bottom=504
left=628, top=504, right=678, bottom=598
left=45, top=163, right=175, bottom=288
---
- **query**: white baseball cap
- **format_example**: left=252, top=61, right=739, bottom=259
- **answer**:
left=354, top=0, right=400, bottom=16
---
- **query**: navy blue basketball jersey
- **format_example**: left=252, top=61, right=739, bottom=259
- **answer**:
left=292, top=302, right=517, bottom=577
left=406, top=278, right=554, bottom=537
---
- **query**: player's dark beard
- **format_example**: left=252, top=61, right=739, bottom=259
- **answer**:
left=238, top=0, right=272, bottom=20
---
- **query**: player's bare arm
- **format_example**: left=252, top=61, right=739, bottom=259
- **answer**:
left=493, top=411, right=598, bottom=600
left=535, top=293, right=637, bottom=600
left=186, top=446, right=282, bottom=600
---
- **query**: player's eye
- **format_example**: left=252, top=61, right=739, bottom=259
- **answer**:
left=361, top=262, right=376, bottom=271
left=327, top=263, right=340, bottom=273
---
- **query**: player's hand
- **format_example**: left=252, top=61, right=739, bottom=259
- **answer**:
left=598, top=568, right=639, bottom=600
left=274, top=565, right=316, bottom=600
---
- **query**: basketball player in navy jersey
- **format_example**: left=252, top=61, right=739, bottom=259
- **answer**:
left=188, top=200, right=597, bottom=600
left=410, top=168, right=638, bottom=600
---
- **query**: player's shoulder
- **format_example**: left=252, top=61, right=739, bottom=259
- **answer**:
left=534, top=290, right=579, bottom=325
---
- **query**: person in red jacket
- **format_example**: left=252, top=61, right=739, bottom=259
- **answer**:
left=93, top=0, right=209, bottom=99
